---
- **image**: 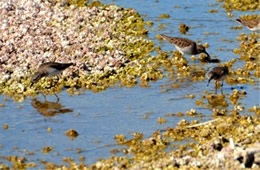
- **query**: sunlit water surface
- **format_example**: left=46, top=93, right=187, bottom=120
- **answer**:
left=0, top=0, right=259, bottom=167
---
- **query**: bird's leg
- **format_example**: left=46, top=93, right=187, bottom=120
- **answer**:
left=215, top=81, right=218, bottom=94
left=55, top=94, right=60, bottom=103
left=221, top=87, right=224, bottom=95
left=52, top=76, right=60, bottom=103
left=220, top=80, right=224, bottom=94
left=42, top=92, right=47, bottom=101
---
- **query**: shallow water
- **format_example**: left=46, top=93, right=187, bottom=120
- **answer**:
left=0, top=0, right=259, bottom=167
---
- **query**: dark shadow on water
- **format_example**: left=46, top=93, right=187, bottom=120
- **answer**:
left=31, top=98, right=73, bottom=117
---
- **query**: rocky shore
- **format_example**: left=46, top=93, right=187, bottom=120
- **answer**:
left=0, top=0, right=155, bottom=101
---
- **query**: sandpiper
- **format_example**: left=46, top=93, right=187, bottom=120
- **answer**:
left=159, top=34, right=211, bottom=58
left=31, top=62, right=73, bottom=87
left=236, top=18, right=260, bottom=32
left=207, top=66, right=229, bottom=87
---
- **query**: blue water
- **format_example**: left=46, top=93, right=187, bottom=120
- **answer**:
left=0, top=0, right=259, bottom=167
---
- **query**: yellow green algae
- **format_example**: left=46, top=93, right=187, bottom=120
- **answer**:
left=179, top=23, right=189, bottom=34
left=217, top=0, right=260, bottom=12
left=1, top=113, right=259, bottom=169
left=158, top=14, right=170, bottom=19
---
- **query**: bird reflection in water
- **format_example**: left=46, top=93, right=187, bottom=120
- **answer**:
left=31, top=98, right=73, bottom=117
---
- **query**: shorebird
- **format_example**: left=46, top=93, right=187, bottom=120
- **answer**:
left=207, top=66, right=229, bottom=87
left=159, top=34, right=211, bottom=58
left=236, top=18, right=260, bottom=32
left=31, top=62, right=73, bottom=87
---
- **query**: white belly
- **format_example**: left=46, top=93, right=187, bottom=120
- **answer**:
left=175, top=45, right=193, bottom=55
left=47, top=68, right=61, bottom=77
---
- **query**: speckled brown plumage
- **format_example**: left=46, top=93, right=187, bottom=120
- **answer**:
left=160, top=35, right=195, bottom=48
left=236, top=18, right=260, bottom=31
left=31, top=62, right=73, bottom=84
left=207, top=66, right=229, bottom=87
left=159, top=34, right=210, bottom=57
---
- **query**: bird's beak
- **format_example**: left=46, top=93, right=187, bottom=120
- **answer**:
left=207, top=80, right=210, bottom=86
left=207, top=75, right=214, bottom=86
left=204, top=51, right=211, bottom=59
left=30, top=82, right=34, bottom=88
left=202, top=51, right=212, bottom=63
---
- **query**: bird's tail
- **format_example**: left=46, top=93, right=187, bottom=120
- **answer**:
left=159, top=34, right=171, bottom=41
left=61, top=63, right=74, bottom=69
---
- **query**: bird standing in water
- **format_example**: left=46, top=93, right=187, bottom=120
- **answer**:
left=31, top=62, right=73, bottom=87
left=30, top=62, right=74, bottom=101
left=207, top=66, right=229, bottom=87
left=159, top=34, right=211, bottom=59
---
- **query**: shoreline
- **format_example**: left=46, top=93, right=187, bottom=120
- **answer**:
left=0, top=0, right=156, bottom=101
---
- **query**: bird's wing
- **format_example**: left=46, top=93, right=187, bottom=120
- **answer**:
left=240, top=19, right=260, bottom=28
left=160, top=35, right=195, bottom=47
left=170, top=37, right=195, bottom=48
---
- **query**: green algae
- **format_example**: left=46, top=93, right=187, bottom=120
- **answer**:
left=1, top=114, right=259, bottom=169
left=179, top=23, right=189, bottom=34
left=217, top=0, right=260, bottom=12
left=67, top=0, right=89, bottom=7
left=158, top=14, right=170, bottom=19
